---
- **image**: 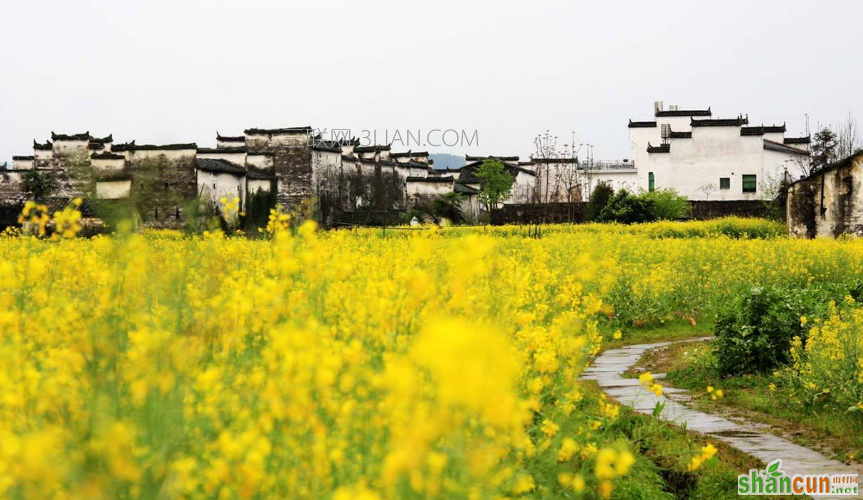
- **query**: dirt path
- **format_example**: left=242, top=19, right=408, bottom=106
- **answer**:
left=582, top=339, right=860, bottom=499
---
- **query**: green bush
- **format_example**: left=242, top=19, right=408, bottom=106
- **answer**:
left=714, top=286, right=823, bottom=376
left=596, top=189, right=657, bottom=224
left=640, top=188, right=690, bottom=220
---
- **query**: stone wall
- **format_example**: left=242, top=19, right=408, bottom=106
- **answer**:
left=490, top=203, right=587, bottom=225
left=786, top=152, right=863, bottom=238
left=273, top=147, right=313, bottom=211
left=689, top=200, right=778, bottom=221
left=127, top=155, right=197, bottom=228
left=491, top=200, right=780, bottom=225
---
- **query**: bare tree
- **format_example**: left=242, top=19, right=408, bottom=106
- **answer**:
left=834, top=112, right=862, bottom=159
left=532, top=131, right=581, bottom=204
left=697, top=183, right=717, bottom=201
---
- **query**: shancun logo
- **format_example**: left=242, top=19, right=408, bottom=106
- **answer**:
left=738, top=459, right=858, bottom=496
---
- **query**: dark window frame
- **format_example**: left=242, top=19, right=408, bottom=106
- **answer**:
left=742, top=174, right=757, bottom=193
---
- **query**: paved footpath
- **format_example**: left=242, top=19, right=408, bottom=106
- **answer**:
left=582, top=338, right=861, bottom=499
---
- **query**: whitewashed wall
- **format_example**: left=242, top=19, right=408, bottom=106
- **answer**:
left=197, top=170, right=245, bottom=210
left=246, top=153, right=274, bottom=170
left=95, top=180, right=132, bottom=199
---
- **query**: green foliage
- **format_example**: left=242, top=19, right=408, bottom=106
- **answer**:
left=714, top=286, right=823, bottom=376
left=405, top=192, right=465, bottom=225
left=596, top=189, right=657, bottom=224
left=244, top=186, right=277, bottom=233
left=811, top=127, right=838, bottom=171
left=586, top=182, right=614, bottom=221
left=475, top=160, right=513, bottom=213
left=21, top=169, right=58, bottom=201
left=639, top=188, right=690, bottom=220
left=432, top=192, right=465, bottom=223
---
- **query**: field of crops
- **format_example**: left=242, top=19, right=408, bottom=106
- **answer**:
left=1, top=217, right=862, bottom=499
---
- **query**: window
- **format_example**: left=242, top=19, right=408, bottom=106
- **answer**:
left=648, top=172, right=655, bottom=192
left=719, top=177, right=730, bottom=190
left=742, top=175, right=757, bottom=193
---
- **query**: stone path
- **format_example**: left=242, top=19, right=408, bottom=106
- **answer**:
left=582, top=338, right=860, bottom=499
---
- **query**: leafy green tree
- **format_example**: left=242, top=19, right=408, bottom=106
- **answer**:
left=811, top=127, right=838, bottom=172
left=475, top=160, right=514, bottom=215
left=21, top=170, right=58, bottom=201
left=585, top=182, right=614, bottom=221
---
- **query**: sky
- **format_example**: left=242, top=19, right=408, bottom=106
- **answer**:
left=1, top=0, right=862, bottom=166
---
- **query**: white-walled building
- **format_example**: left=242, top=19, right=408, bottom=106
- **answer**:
left=628, top=102, right=810, bottom=200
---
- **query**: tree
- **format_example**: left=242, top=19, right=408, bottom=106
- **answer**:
left=21, top=169, right=58, bottom=201
left=432, top=192, right=465, bottom=223
left=697, top=183, right=718, bottom=201
left=585, top=182, right=614, bottom=221
left=595, top=189, right=656, bottom=224
left=810, top=127, right=838, bottom=172
left=835, top=112, right=862, bottom=159
left=475, top=160, right=514, bottom=216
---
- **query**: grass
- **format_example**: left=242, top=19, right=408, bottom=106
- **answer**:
left=581, top=381, right=794, bottom=500
left=630, top=339, right=863, bottom=465
left=599, top=320, right=714, bottom=352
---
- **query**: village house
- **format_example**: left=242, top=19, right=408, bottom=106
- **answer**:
left=627, top=101, right=810, bottom=200
left=786, top=149, right=863, bottom=238
left=1, top=127, right=452, bottom=228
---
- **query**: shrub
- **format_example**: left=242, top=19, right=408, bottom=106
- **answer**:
left=586, top=182, right=614, bottom=221
left=596, top=189, right=657, bottom=224
left=640, top=188, right=690, bottom=220
left=714, top=286, right=824, bottom=376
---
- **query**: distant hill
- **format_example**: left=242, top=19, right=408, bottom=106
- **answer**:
left=430, top=153, right=465, bottom=170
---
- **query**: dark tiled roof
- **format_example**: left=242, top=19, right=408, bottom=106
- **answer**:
left=114, top=142, right=197, bottom=151
left=628, top=120, right=657, bottom=128
left=655, top=107, right=711, bottom=117
left=33, top=140, right=52, bottom=151
left=216, top=133, right=245, bottom=142
left=454, top=182, right=479, bottom=195
left=355, top=145, right=392, bottom=153
left=247, top=151, right=274, bottom=156
left=691, top=116, right=749, bottom=127
left=390, top=150, right=430, bottom=158
left=91, top=152, right=125, bottom=160
left=647, top=143, right=670, bottom=153
left=532, top=157, right=578, bottom=163
left=784, top=136, right=811, bottom=145
left=195, top=158, right=246, bottom=175
left=197, top=147, right=246, bottom=154
left=244, top=126, right=312, bottom=135
left=787, top=150, right=863, bottom=188
left=341, top=155, right=357, bottom=163
left=111, top=141, right=135, bottom=151
left=13, top=156, right=34, bottom=161
left=88, top=143, right=105, bottom=150
left=668, top=130, right=692, bottom=139
left=741, top=124, right=786, bottom=136
left=763, top=139, right=808, bottom=156
left=246, top=167, right=275, bottom=180
left=51, top=131, right=90, bottom=141
left=406, top=176, right=454, bottom=182
left=465, top=155, right=519, bottom=162
left=90, top=134, right=113, bottom=144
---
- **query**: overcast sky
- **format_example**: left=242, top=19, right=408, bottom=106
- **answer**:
left=2, top=0, right=862, bottom=165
